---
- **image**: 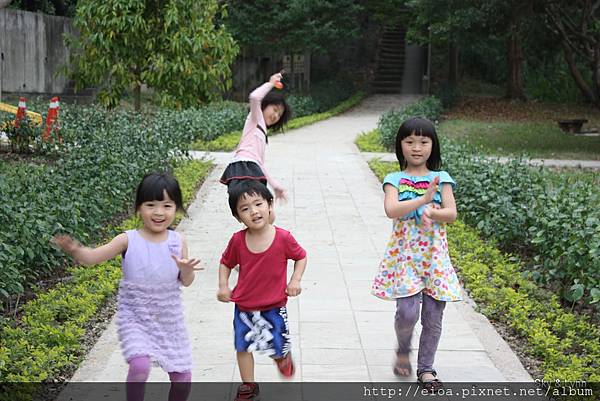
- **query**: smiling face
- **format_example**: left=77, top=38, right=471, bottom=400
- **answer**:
left=263, top=103, right=285, bottom=127
left=401, top=133, right=433, bottom=168
left=235, top=192, right=272, bottom=230
left=137, top=190, right=177, bottom=234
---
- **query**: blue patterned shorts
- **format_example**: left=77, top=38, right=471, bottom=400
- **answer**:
left=233, top=305, right=291, bottom=358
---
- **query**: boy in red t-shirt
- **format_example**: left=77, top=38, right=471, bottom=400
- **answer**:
left=217, top=180, right=307, bottom=401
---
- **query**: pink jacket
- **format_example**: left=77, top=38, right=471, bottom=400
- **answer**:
left=232, top=82, right=283, bottom=192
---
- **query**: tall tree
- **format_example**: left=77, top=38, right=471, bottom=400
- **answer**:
left=406, top=0, right=538, bottom=100
left=67, top=0, right=239, bottom=110
left=544, top=0, right=600, bottom=107
left=9, top=0, right=76, bottom=16
left=226, top=0, right=362, bottom=88
left=227, top=0, right=361, bottom=55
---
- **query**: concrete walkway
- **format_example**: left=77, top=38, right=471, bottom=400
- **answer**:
left=66, top=95, right=531, bottom=387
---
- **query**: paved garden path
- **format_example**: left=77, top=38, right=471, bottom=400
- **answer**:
left=67, top=95, right=532, bottom=387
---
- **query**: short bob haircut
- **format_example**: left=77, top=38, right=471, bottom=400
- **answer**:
left=395, top=117, right=442, bottom=171
left=261, top=91, right=292, bottom=132
left=134, top=172, right=184, bottom=211
left=228, top=179, right=274, bottom=218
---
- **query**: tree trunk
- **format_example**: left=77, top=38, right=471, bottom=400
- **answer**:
left=506, top=30, right=526, bottom=100
left=51, top=0, right=67, bottom=16
left=593, top=45, right=600, bottom=107
left=561, top=40, right=598, bottom=105
left=448, top=43, right=459, bottom=86
left=133, top=83, right=141, bottom=112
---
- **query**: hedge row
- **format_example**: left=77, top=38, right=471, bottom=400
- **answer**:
left=373, top=98, right=600, bottom=306
left=368, top=160, right=600, bottom=382
left=447, top=220, right=600, bottom=383
left=0, top=160, right=211, bottom=390
left=0, top=102, right=235, bottom=301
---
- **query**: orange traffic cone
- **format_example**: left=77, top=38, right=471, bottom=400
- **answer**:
left=15, top=97, right=27, bottom=128
left=43, top=96, right=60, bottom=141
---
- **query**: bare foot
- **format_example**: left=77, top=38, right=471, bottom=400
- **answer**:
left=393, top=353, right=412, bottom=377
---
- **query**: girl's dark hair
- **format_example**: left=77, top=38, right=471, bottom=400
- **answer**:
left=228, top=180, right=274, bottom=218
left=261, top=91, right=292, bottom=132
left=134, top=172, right=184, bottom=211
left=395, top=117, right=442, bottom=171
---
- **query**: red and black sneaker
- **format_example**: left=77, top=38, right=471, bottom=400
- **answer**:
left=275, top=353, right=295, bottom=378
left=235, top=382, right=260, bottom=401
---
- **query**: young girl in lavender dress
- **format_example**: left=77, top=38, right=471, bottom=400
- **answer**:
left=371, top=117, right=462, bottom=392
left=52, top=173, right=201, bottom=401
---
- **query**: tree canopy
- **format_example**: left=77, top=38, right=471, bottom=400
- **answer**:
left=226, top=0, right=363, bottom=55
left=67, top=0, right=239, bottom=110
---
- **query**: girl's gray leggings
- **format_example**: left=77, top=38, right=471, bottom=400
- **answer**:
left=395, top=292, right=446, bottom=374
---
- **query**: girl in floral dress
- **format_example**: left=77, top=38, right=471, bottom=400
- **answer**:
left=371, top=117, right=461, bottom=391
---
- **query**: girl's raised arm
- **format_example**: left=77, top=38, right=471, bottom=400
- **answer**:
left=248, top=72, right=282, bottom=124
left=52, top=233, right=128, bottom=266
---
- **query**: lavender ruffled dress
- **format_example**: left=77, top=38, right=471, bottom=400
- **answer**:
left=117, top=229, right=193, bottom=372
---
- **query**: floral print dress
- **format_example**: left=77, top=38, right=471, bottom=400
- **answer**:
left=371, top=171, right=462, bottom=302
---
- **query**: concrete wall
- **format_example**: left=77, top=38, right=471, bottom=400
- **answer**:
left=401, top=43, right=426, bottom=94
left=0, top=8, right=73, bottom=94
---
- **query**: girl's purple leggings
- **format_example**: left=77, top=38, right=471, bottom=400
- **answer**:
left=395, top=293, right=446, bottom=374
left=126, top=356, right=192, bottom=401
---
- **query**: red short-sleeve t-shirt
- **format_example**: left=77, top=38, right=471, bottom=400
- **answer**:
left=220, top=226, right=306, bottom=311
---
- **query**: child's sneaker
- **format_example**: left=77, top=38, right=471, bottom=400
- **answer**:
left=275, top=353, right=295, bottom=378
left=235, top=382, right=260, bottom=401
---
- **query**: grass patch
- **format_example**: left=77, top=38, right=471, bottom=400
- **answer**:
left=439, top=120, right=600, bottom=160
left=190, top=92, right=365, bottom=152
left=355, top=129, right=387, bottom=152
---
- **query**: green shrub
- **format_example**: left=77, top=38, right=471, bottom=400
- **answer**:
left=0, top=103, right=225, bottom=302
left=434, top=81, right=462, bottom=108
left=448, top=221, right=600, bottom=382
left=379, top=96, right=443, bottom=150
left=288, top=95, right=320, bottom=117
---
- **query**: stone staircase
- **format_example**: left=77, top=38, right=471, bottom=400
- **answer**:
left=371, top=26, right=406, bottom=94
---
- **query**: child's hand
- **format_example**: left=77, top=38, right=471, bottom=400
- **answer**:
left=421, top=205, right=434, bottom=229
left=171, top=255, right=203, bottom=273
left=269, top=71, right=284, bottom=86
left=275, top=188, right=288, bottom=203
left=51, top=234, right=79, bottom=255
left=217, top=286, right=232, bottom=302
left=422, top=176, right=440, bottom=203
left=421, top=203, right=441, bottom=229
left=286, top=279, right=302, bottom=297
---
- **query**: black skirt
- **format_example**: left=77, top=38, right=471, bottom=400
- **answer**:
left=220, top=160, right=267, bottom=187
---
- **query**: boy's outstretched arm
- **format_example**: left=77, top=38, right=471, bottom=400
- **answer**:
left=286, top=257, right=307, bottom=297
left=51, top=233, right=127, bottom=266
left=217, top=264, right=233, bottom=302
